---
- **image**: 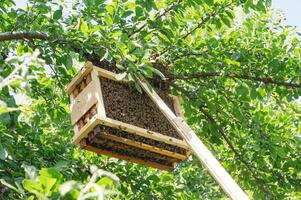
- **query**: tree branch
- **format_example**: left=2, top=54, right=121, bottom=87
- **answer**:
left=168, top=72, right=301, bottom=88
left=0, top=31, right=49, bottom=41
left=0, top=31, right=116, bottom=72
left=2, top=32, right=300, bottom=90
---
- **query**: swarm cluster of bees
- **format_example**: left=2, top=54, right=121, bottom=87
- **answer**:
left=100, top=77, right=181, bottom=139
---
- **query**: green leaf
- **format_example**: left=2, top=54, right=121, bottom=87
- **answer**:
left=28, top=196, right=35, bottom=200
left=39, top=176, right=57, bottom=194
left=53, top=9, right=62, bottom=20
left=0, top=106, right=19, bottom=114
left=236, top=84, right=249, bottom=100
left=225, top=10, right=235, bottom=19
left=147, top=174, right=160, bottom=182
left=23, top=179, right=42, bottom=193
left=257, top=88, right=266, bottom=99
left=116, top=72, right=127, bottom=80
left=127, top=73, right=134, bottom=81
left=39, top=168, right=63, bottom=183
left=104, top=15, right=113, bottom=26
left=97, top=177, right=115, bottom=189
left=54, top=160, right=70, bottom=171
left=121, top=10, right=133, bottom=18
left=134, top=82, right=143, bottom=94
left=135, top=6, right=144, bottom=18
left=204, top=0, right=214, bottom=6
left=221, top=14, right=231, bottom=27
left=145, top=66, right=165, bottom=78
left=79, top=18, right=89, bottom=32
left=152, top=68, right=165, bottom=78
left=0, top=144, right=8, bottom=160
left=116, top=64, right=125, bottom=70
left=100, top=49, right=109, bottom=61
left=63, top=54, right=73, bottom=69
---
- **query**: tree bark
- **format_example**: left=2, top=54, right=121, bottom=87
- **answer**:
left=0, top=31, right=49, bottom=41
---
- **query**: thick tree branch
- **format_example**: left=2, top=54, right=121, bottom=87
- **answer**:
left=0, top=31, right=115, bottom=71
left=0, top=31, right=49, bottom=41
left=168, top=72, right=301, bottom=88
left=2, top=31, right=300, bottom=90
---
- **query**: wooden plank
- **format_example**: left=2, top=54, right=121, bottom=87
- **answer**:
left=138, top=79, right=249, bottom=200
left=95, top=67, right=120, bottom=82
left=82, top=142, right=174, bottom=171
left=66, top=62, right=93, bottom=94
left=96, top=116, right=190, bottom=150
left=70, top=81, right=98, bottom=125
left=92, top=65, right=128, bottom=83
left=94, top=132, right=187, bottom=160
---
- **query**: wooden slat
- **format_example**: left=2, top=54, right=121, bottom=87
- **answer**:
left=66, top=62, right=93, bottom=94
left=94, top=132, right=187, bottom=160
left=97, top=116, right=190, bottom=150
left=138, top=78, right=249, bottom=200
left=70, top=81, right=98, bottom=125
left=81, top=142, right=174, bottom=171
left=92, top=65, right=128, bottom=83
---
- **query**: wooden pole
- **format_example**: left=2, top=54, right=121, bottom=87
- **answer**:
left=138, top=79, right=249, bottom=200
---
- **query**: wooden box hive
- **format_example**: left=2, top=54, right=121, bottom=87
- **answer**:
left=66, top=62, right=191, bottom=171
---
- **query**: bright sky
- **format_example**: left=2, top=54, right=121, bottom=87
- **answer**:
left=272, top=0, right=301, bottom=30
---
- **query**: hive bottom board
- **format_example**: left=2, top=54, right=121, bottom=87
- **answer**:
left=78, top=125, right=188, bottom=171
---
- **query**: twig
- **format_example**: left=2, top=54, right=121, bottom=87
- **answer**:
left=128, top=0, right=182, bottom=38
left=168, top=72, right=301, bottom=88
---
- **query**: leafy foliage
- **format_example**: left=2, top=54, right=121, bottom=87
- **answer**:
left=1, top=165, right=119, bottom=199
left=0, top=0, right=300, bottom=199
